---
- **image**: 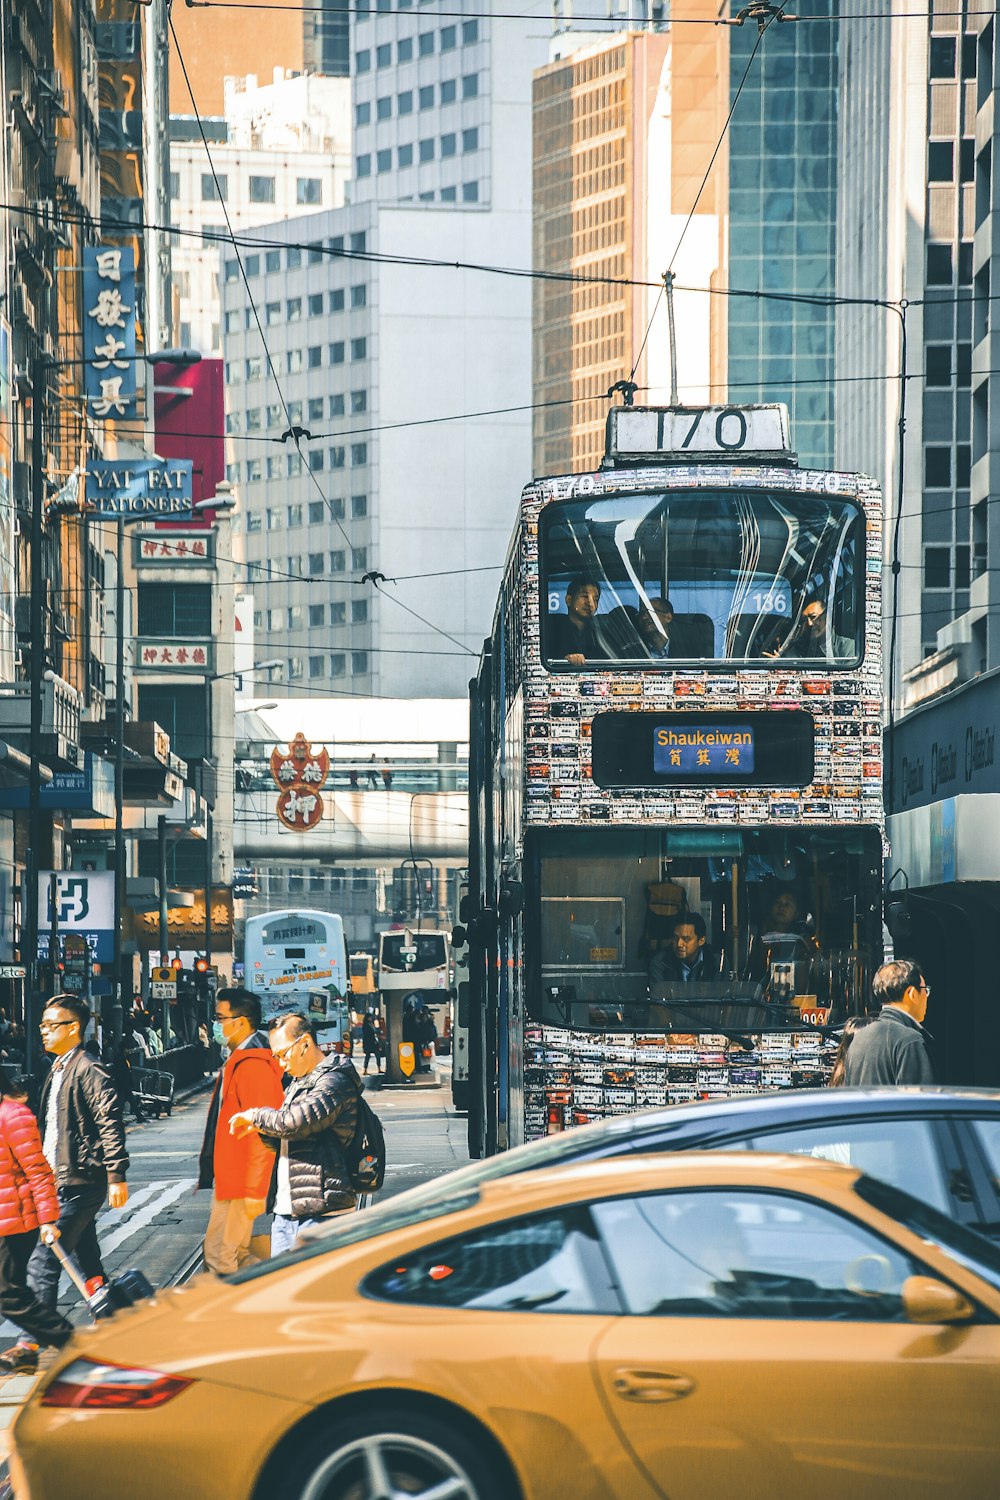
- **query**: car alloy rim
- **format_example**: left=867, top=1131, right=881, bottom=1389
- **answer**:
left=300, top=1431, right=480, bottom=1500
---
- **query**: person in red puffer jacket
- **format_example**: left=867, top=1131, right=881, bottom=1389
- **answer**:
left=0, top=1069, right=74, bottom=1374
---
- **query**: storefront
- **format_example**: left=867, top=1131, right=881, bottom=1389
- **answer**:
left=887, top=667, right=1000, bottom=1086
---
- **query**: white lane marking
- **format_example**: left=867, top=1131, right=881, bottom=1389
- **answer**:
left=128, top=1151, right=194, bottom=1159
left=98, top=1178, right=197, bottom=1257
left=96, top=1181, right=164, bottom=1220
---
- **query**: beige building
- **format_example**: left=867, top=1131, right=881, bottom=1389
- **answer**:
left=532, top=9, right=727, bottom=475
left=168, top=0, right=305, bottom=115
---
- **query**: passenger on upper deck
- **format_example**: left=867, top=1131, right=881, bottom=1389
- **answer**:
left=766, top=598, right=854, bottom=662
left=635, top=598, right=698, bottom=660
left=547, top=577, right=608, bottom=665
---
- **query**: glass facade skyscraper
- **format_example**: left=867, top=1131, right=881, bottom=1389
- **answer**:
left=304, top=0, right=350, bottom=77
left=727, top=2, right=839, bottom=468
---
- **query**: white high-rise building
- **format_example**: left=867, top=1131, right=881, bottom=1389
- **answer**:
left=170, top=69, right=351, bottom=353
left=226, top=1, right=642, bottom=697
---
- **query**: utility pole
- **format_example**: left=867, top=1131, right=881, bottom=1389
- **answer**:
left=111, top=511, right=126, bottom=1055
left=24, top=354, right=46, bottom=1075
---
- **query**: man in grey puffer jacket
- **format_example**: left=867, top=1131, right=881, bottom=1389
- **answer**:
left=230, top=1012, right=360, bottom=1255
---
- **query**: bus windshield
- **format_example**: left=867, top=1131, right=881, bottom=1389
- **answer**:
left=541, top=488, right=863, bottom=669
left=380, top=933, right=448, bottom=973
left=529, top=826, right=882, bottom=1031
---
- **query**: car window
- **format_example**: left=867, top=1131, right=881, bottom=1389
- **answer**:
left=591, top=1189, right=921, bottom=1321
left=362, top=1207, right=620, bottom=1314
left=738, top=1117, right=950, bottom=1214
left=969, top=1120, right=1000, bottom=1196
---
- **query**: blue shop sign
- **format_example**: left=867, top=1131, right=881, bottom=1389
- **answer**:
left=83, top=246, right=137, bottom=419
left=0, top=754, right=115, bottom=815
left=87, top=457, right=194, bottom=520
left=888, top=667, right=1000, bottom=814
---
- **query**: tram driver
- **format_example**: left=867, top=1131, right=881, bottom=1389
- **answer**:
left=648, top=913, right=718, bottom=985
left=766, top=597, right=854, bottom=662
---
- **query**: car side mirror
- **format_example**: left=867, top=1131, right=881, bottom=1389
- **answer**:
left=901, top=1275, right=974, bottom=1325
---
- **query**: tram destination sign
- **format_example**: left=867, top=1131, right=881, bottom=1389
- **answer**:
left=653, top=724, right=755, bottom=777
left=605, top=404, right=792, bottom=464
left=591, top=710, right=813, bottom=789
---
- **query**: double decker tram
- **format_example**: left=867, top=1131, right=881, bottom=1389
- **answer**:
left=467, top=404, right=885, bottom=1156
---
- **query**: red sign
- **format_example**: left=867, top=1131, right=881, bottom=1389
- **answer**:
left=799, top=1006, right=832, bottom=1026
left=271, top=732, right=329, bottom=832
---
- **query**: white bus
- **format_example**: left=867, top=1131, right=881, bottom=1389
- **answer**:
left=243, top=909, right=349, bottom=1051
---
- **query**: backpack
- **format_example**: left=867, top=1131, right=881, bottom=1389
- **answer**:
left=345, top=1090, right=386, bottom=1193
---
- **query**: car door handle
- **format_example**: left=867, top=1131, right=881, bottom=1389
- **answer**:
left=612, top=1368, right=695, bottom=1403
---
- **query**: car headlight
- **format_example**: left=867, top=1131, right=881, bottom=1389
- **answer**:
left=40, top=1359, right=194, bottom=1411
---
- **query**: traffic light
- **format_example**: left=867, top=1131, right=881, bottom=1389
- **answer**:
left=194, top=957, right=209, bottom=975
left=170, top=956, right=183, bottom=971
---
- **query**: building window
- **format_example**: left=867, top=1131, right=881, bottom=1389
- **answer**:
left=297, top=178, right=322, bottom=205
left=309, top=603, right=325, bottom=627
left=266, top=252, right=282, bottom=277
left=287, top=297, right=302, bottom=320
left=925, top=345, right=952, bottom=386
left=352, top=547, right=368, bottom=569
left=249, top=176, right=275, bottom=203
left=398, top=90, right=413, bottom=114
left=956, top=342, right=972, bottom=386
left=356, top=49, right=371, bottom=72
left=351, top=284, right=367, bottom=308
left=329, top=393, right=345, bottom=417
left=929, top=36, right=956, bottom=77
left=246, top=408, right=262, bottom=431
left=352, top=652, right=368, bottom=675
left=330, top=654, right=346, bottom=677
left=330, top=341, right=346, bottom=364
left=398, top=37, right=413, bottom=62
left=245, top=254, right=260, bottom=276
left=287, top=453, right=302, bottom=477
left=224, top=310, right=240, bottom=334
left=331, top=551, right=346, bottom=572
left=288, top=605, right=303, bottom=631
left=398, top=144, right=414, bottom=168
left=309, top=293, right=325, bottom=316
left=330, top=446, right=346, bottom=469
left=226, top=412, right=241, bottom=433
left=224, top=259, right=238, bottom=282
left=419, top=138, right=435, bottom=162
left=440, top=186, right=457, bottom=202
left=352, top=599, right=368, bottom=623
left=309, top=397, right=325, bottom=422
left=928, top=141, right=954, bottom=181
left=265, top=300, right=280, bottom=324
left=287, top=246, right=301, bottom=269
left=377, top=96, right=392, bottom=120
left=960, top=138, right=975, bottom=182
left=441, top=133, right=457, bottom=158
left=288, top=503, right=303, bottom=526
left=246, top=356, right=262, bottom=379
left=310, top=553, right=324, bottom=575
left=289, top=657, right=304, bottom=681
left=419, top=85, right=434, bottom=109
left=330, top=497, right=345, bottom=519
left=924, top=447, right=951, bottom=487
left=351, top=232, right=366, bottom=253
left=331, top=602, right=346, bottom=625
left=376, top=42, right=391, bottom=66
left=356, top=154, right=372, bottom=178
left=924, top=547, right=951, bottom=589
left=308, top=242, right=324, bottom=265
left=169, top=171, right=180, bottom=198
left=309, top=655, right=325, bottom=679
left=137, top=686, right=208, bottom=761
left=330, top=288, right=345, bottom=312
left=462, top=18, right=479, bottom=43
left=356, top=101, right=371, bottom=126
left=351, top=337, right=367, bottom=360
left=462, top=73, right=478, bottom=98
left=201, top=172, right=227, bottom=201
left=351, top=389, right=368, bottom=414
left=462, top=180, right=479, bottom=202
left=287, top=348, right=303, bottom=373
left=246, top=459, right=262, bottom=482
left=955, top=544, right=971, bottom=589
left=267, top=402, right=282, bottom=426
left=419, top=30, right=434, bottom=55
left=956, top=444, right=971, bottom=487
left=309, top=450, right=324, bottom=472
left=462, top=127, right=479, bottom=152
left=377, top=149, right=392, bottom=173
left=309, top=500, right=325, bottom=523
left=926, top=243, right=953, bottom=284
left=137, top=584, right=212, bottom=637
left=351, top=494, right=368, bottom=517
left=440, top=78, right=456, bottom=104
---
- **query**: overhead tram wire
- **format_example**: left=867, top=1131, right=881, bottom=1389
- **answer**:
left=167, top=11, right=357, bottom=560
left=630, top=4, right=783, bottom=386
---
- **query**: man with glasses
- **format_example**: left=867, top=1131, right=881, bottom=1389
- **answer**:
left=7, top=994, right=128, bottom=1373
left=229, top=1012, right=361, bottom=1254
left=842, top=959, right=936, bottom=1086
left=198, top=988, right=284, bottom=1275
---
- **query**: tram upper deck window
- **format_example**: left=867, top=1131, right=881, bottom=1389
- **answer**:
left=379, top=933, right=447, bottom=973
left=540, top=489, right=863, bottom=669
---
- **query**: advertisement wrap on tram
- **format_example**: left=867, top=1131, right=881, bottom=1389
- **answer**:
left=467, top=404, right=885, bottom=1156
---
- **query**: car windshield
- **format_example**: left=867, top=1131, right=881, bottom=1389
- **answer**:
left=854, top=1175, right=1000, bottom=1292
left=541, top=488, right=863, bottom=669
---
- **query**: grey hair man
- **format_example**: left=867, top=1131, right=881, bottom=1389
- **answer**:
left=841, top=959, right=935, bottom=1086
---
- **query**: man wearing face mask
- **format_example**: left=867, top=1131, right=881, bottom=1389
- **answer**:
left=198, top=988, right=284, bottom=1275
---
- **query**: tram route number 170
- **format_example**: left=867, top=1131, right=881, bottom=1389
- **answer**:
left=611, top=405, right=792, bottom=459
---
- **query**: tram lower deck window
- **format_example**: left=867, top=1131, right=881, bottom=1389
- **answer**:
left=527, top=826, right=882, bottom=1031
left=540, top=488, right=863, bottom=670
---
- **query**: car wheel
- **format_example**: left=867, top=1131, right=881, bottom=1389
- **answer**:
left=278, top=1408, right=506, bottom=1500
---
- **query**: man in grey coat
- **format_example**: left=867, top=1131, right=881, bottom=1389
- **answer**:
left=843, top=958, right=935, bottom=1086
left=230, top=1012, right=360, bottom=1255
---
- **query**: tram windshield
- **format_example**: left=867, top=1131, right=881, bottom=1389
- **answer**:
left=529, top=826, right=882, bottom=1031
left=541, top=488, right=863, bottom=669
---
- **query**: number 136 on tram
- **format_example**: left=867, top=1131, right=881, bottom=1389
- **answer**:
left=465, top=404, right=885, bottom=1156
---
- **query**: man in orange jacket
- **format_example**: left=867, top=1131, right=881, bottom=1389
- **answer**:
left=198, top=988, right=284, bottom=1274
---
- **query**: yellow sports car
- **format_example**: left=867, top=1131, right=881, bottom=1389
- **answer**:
left=11, top=1152, right=1000, bottom=1500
